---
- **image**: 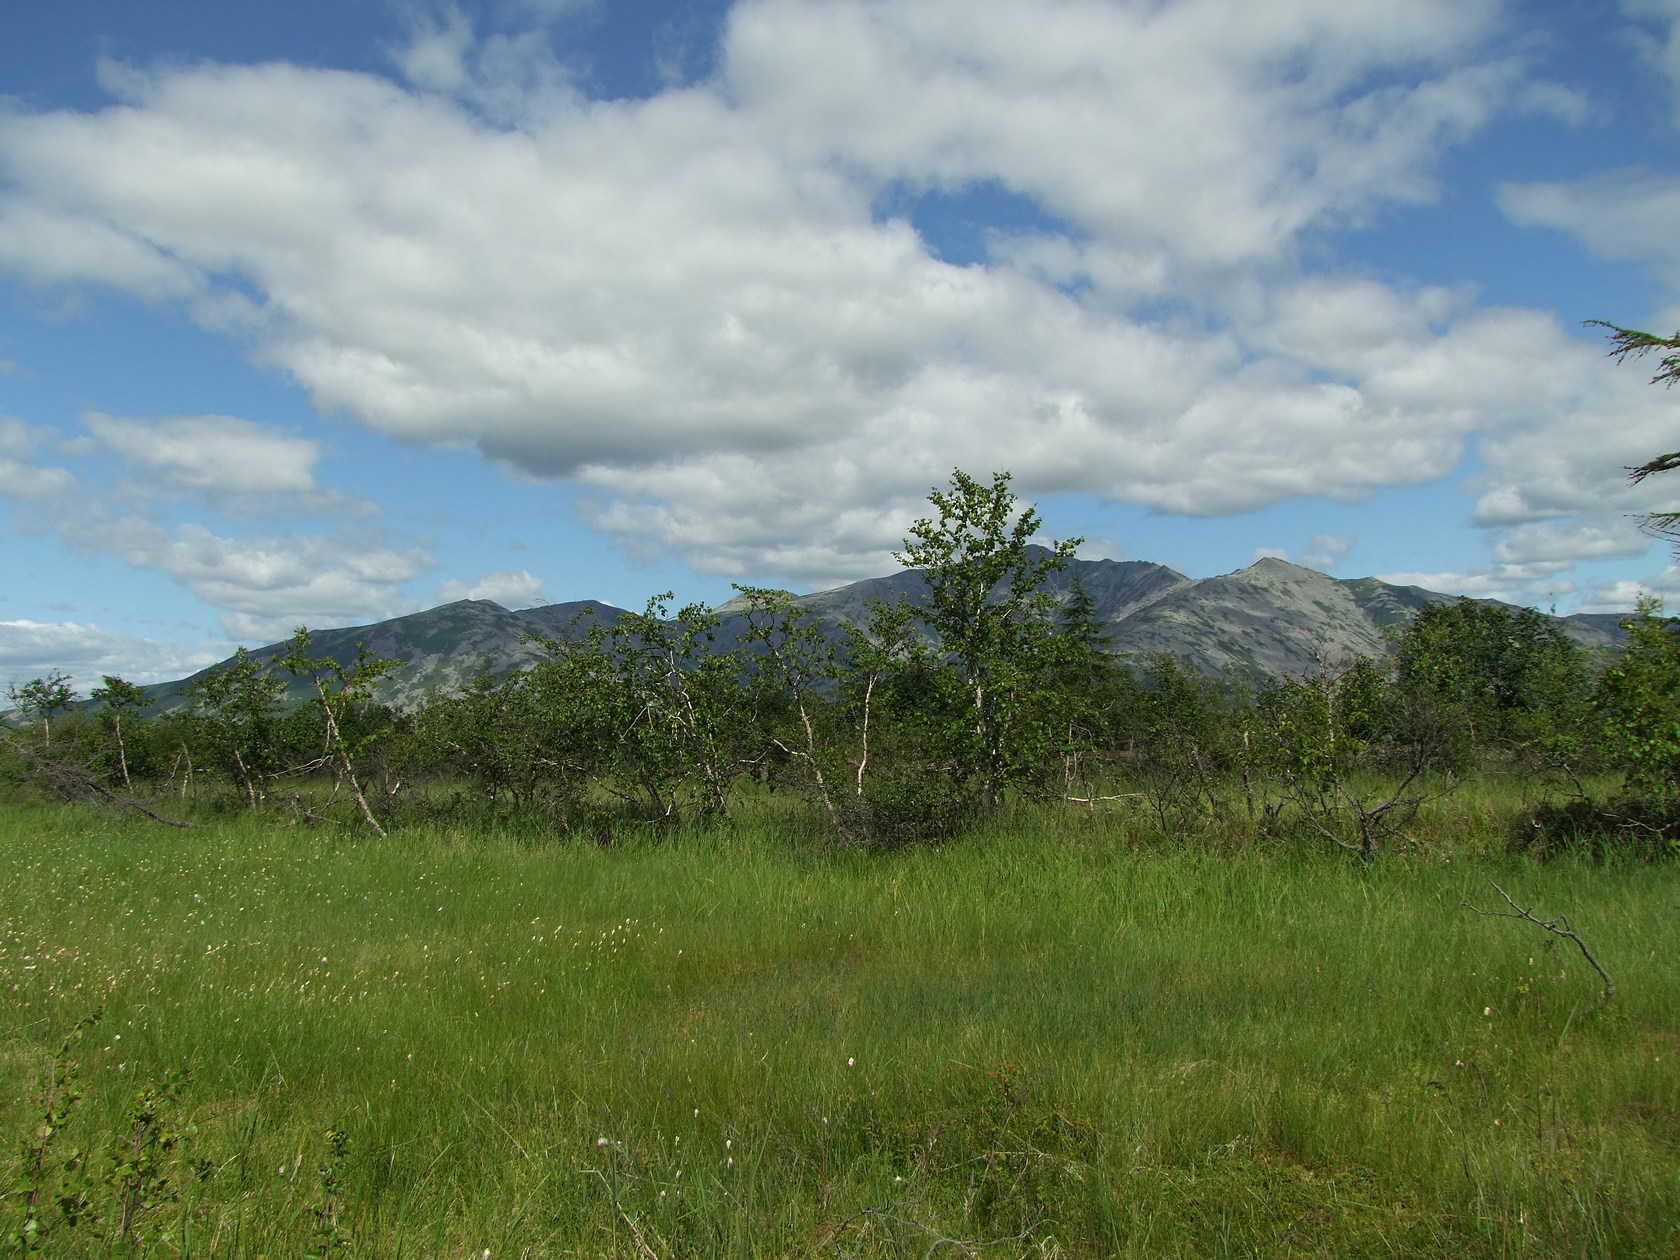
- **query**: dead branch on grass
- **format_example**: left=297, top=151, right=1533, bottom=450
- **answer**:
left=20, top=745, right=194, bottom=827
left=1464, top=882, right=1616, bottom=1014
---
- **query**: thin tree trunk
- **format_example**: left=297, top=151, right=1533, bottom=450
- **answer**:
left=233, top=747, right=256, bottom=808
left=855, top=673, right=876, bottom=796
left=176, top=743, right=195, bottom=800
left=314, top=676, right=386, bottom=841
left=114, top=715, right=131, bottom=790
left=1241, top=729, right=1255, bottom=823
left=774, top=695, right=841, bottom=831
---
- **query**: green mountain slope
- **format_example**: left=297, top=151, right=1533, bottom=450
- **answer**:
left=134, top=558, right=1627, bottom=712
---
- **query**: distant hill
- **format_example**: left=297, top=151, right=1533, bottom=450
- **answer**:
left=1073, top=557, right=1622, bottom=676
left=143, top=599, right=629, bottom=713
left=137, top=557, right=1629, bottom=712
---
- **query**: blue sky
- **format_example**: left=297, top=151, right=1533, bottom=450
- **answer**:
left=5, top=0, right=1680, bottom=686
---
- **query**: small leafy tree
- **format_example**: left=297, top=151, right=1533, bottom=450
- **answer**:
left=1256, top=655, right=1434, bottom=857
left=185, top=649, right=284, bottom=808
left=1594, top=596, right=1680, bottom=805
left=534, top=596, right=749, bottom=822
left=89, top=676, right=147, bottom=789
left=7, top=671, right=76, bottom=749
left=732, top=586, right=846, bottom=828
left=827, top=594, right=978, bottom=842
left=278, top=629, right=404, bottom=838
left=838, top=595, right=924, bottom=802
left=898, top=469, right=1082, bottom=810
left=1131, top=654, right=1233, bottom=829
left=7, top=1010, right=100, bottom=1253
left=411, top=668, right=561, bottom=814
left=1052, top=576, right=1129, bottom=803
left=103, top=1072, right=195, bottom=1253
left=1392, top=598, right=1588, bottom=767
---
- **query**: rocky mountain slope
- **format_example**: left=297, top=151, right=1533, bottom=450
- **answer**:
left=145, top=599, right=627, bottom=712
left=142, top=557, right=1628, bottom=711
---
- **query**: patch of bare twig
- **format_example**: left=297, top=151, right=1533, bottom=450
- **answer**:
left=16, top=744, right=194, bottom=828
left=1464, top=882, right=1616, bottom=1014
left=792, top=1199, right=1050, bottom=1260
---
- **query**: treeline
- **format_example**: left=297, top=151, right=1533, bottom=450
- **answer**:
left=6, top=472, right=1679, bottom=855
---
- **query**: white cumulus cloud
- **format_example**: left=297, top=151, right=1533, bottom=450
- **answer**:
left=438, top=568, right=549, bottom=607
left=0, top=0, right=1661, bottom=600
left=1302, top=535, right=1355, bottom=570
left=0, top=436, right=433, bottom=640
left=1621, top=0, right=1680, bottom=126
left=81, top=412, right=365, bottom=517
left=1500, top=170, right=1680, bottom=289
left=0, top=620, right=230, bottom=689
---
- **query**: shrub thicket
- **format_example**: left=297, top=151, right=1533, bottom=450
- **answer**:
left=6, top=471, right=1677, bottom=856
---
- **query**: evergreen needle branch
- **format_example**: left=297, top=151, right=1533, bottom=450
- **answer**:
left=1464, top=882, right=1616, bottom=1014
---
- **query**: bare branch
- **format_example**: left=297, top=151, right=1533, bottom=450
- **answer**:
left=19, top=746, right=194, bottom=827
left=923, top=1220, right=1048, bottom=1259
left=1464, top=882, right=1616, bottom=1014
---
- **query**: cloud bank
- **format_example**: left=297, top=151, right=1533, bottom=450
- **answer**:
left=2, top=414, right=433, bottom=640
left=0, top=0, right=1673, bottom=609
left=0, top=620, right=229, bottom=690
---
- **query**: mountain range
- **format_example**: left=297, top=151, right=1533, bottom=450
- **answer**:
left=139, top=556, right=1629, bottom=712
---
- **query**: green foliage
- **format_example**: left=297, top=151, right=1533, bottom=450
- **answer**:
left=278, top=631, right=402, bottom=737
left=1594, top=596, right=1680, bottom=805
left=89, top=677, right=147, bottom=790
left=731, top=586, right=848, bottom=827
left=6, top=672, right=75, bottom=749
left=411, top=667, right=583, bottom=816
left=1257, top=657, right=1389, bottom=783
left=1049, top=578, right=1135, bottom=799
left=4, top=1015, right=204, bottom=1256
left=1393, top=598, right=1589, bottom=767
left=1129, top=654, right=1234, bottom=827
left=897, top=469, right=1082, bottom=809
left=103, top=1072, right=196, bottom=1254
left=405, top=596, right=769, bottom=832
left=1057, top=576, right=1109, bottom=657
left=830, top=594, right=972, bottom=843
left=2, top=803, right=1677, bottom=1256
left=279, top=628, right=405, bottom=837
left=304, top=1128, right=350, bottom=1259
left=1259, top=670, right=1353, bottom=791
left=525, top=596, right=752, bottom=823
left=87, top=676, right=145, bottom=714
left=185, top=648, right=286, bottom=807
left=1255, top=657, right=1436, bottom=857
left=6, top=1011, right=99, bottom=1253
left=1511, top=794, right=1679, bottom=862
left=0, top=469, right=1656, bottom=865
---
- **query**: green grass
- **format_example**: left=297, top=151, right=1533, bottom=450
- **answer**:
left=0, top=800, right=1676, bottom=1256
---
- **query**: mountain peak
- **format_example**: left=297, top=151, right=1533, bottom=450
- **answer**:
left=137, top=554, right=1626, bottom=712
left=1237, top=556, right=1331, bottom=580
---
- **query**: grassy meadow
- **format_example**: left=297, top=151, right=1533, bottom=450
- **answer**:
left=1, top=794, right=1677, bottom=1257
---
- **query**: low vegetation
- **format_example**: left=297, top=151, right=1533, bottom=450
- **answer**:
left=1, top=469, right=1677, bottom=1255
left=0, top=798, right=1677, bottom=1257
left=5, top=469, right=1678, bottom=855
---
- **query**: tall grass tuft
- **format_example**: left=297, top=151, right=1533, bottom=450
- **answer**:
left=0, top=799, right=1675, bottom=1256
